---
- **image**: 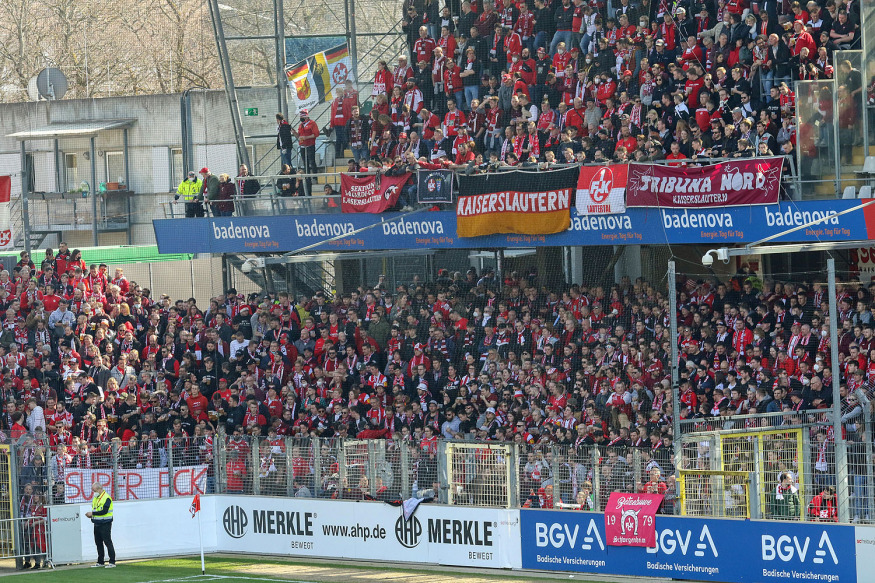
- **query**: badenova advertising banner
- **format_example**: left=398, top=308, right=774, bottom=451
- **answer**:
left=154, top=199, right=875, bottom=253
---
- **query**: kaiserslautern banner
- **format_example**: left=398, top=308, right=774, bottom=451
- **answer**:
left=456, top=167, right=576, bottom=237
left=625, top=157, right=783, bottom=208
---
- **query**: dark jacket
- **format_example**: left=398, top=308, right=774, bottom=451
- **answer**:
left=215, top=180, right=236, bottom=213
left=277, top=120, right=294, bottom=149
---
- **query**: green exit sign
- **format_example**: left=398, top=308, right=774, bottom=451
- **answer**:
left=244, top=108, right=258, bottom=116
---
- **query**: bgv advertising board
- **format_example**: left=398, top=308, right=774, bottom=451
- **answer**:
left=521, top=510, right=856, bottom=583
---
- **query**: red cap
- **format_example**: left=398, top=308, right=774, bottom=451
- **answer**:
left=200, top=167, right=209, bottom=174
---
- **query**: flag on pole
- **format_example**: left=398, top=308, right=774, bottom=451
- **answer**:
left=286, top=61, right=319, bottom=112
left=285, top=44, right=354, bottom=112
left=324, top=44, right=352, bottom=90
left=189, top=493, right=201, bottom=518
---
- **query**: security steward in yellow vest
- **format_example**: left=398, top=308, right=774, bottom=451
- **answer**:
left=85, top=483, right=116, bottom=568
left=174, top=170, right=204, bottom=218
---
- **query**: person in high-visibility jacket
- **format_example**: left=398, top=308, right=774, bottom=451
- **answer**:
left=174, top=170, right=204, bottom=218
left=85, top=483, right=116, bottom=568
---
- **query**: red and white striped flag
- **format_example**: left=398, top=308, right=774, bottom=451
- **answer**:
left=189, top=493, right=200, bottom=518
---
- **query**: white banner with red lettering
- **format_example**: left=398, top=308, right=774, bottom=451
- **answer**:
left=64, top=465, right=208, bottom=503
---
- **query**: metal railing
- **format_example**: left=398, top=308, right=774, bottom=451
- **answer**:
left=7, top=413, right=864, bottom=525
left=157, top=155, right=814, bottom=220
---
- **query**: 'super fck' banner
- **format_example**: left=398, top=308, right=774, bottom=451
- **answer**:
left=626, top=157, right=784, bottom=208
left=604, top=492, right=663, bottom=547
left=64, top=465, right=208, bottom=503
left=456, top=167, right=576, bottom=237
left=576, top=165, right=628, bottom=216
left=341, top=172, right=410, bottom=213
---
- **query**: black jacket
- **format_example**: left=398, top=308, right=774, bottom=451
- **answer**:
left=277, top=121, right=294, bottom=149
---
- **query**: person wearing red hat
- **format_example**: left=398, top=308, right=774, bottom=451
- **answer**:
left=291, top=109, right=320, bottom=196
left=199, top=167, right=219, bottom=217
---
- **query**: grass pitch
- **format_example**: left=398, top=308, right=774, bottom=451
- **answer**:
left=0, top=556, right=615, bottom=583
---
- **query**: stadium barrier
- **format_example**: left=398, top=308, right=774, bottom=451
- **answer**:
left=521, top=508, right=859, bottom=583
left=47, top=495, right=875, bottom=583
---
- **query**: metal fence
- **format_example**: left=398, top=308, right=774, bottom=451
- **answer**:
left=3, top=417, right=865, bottom=526
left=679, top=408, right=874, bottom=524
left=157, top=155, right=813, bottom=220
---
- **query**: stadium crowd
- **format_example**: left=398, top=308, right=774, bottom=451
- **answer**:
left=3, top=243, right=870, bottom=519
left=315, top=0, right=865, bottom=172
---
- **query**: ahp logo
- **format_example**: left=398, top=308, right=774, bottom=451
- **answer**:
left=223, top=505, right=248, bottom=539
left=394, top=515, right=422, bottom=548
left=762, top=531, right=838, bottom=565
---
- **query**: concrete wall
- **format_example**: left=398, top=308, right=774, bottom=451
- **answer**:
left=0, top=88, right=285, bottom=248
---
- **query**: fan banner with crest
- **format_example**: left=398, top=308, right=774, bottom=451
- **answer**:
left=0, top=177, right=13, bottom=250
left=285, top=44, right=354, bottom=112
left=416, top=169, right=454, bottom=204
left=341, top=172, right=411, bottom=213
left=604, top=492, right=663, bottom=547
left=575, top=164, right=628, bottom=216
left=625, top=157, right=783, bottom=208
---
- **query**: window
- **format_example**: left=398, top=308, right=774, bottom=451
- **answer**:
left=170, top=147, right=184, bottom=189
left=105, top=151, right=125, bottom=187
left=64, top=153, right=78, bottom=192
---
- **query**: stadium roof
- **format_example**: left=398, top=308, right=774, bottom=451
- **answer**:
left=6, top=119, right=136, bottom=140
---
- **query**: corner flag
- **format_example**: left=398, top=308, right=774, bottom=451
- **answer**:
left=189, top=493, right=201, bottom=518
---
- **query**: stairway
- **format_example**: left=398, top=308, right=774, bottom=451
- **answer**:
left=226, top=253, right=336, bottom=299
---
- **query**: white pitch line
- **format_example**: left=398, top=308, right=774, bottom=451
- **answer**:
left=135, top=575, right=320, bottom=583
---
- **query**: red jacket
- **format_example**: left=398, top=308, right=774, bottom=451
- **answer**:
left=296, top=119, right=320, bottom=147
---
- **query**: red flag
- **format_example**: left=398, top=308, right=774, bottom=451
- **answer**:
left=340, top=172, right=410, bottom=213
left=189, top=493, right=200, bottom=518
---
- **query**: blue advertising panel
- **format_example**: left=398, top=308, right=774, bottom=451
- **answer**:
left=520, top=510, right=856, bottom=583
left=153, top=199, right=874, bottom=254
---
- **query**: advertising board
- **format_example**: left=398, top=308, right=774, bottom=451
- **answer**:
left=521, top=510, right=856, bottom=583
left=154, top=200, right=875, bottom=254
left=214, top=498, right=521, bottom=569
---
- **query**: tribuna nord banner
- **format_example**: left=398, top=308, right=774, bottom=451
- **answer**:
left=456, top=167, right=576, bottom=237
left=625, top=157, right=783, bottom=208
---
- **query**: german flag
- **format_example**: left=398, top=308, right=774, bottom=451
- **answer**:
left=285, top=61, right=311, bottom=101
left=324, top=44, right=348, bottom=65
